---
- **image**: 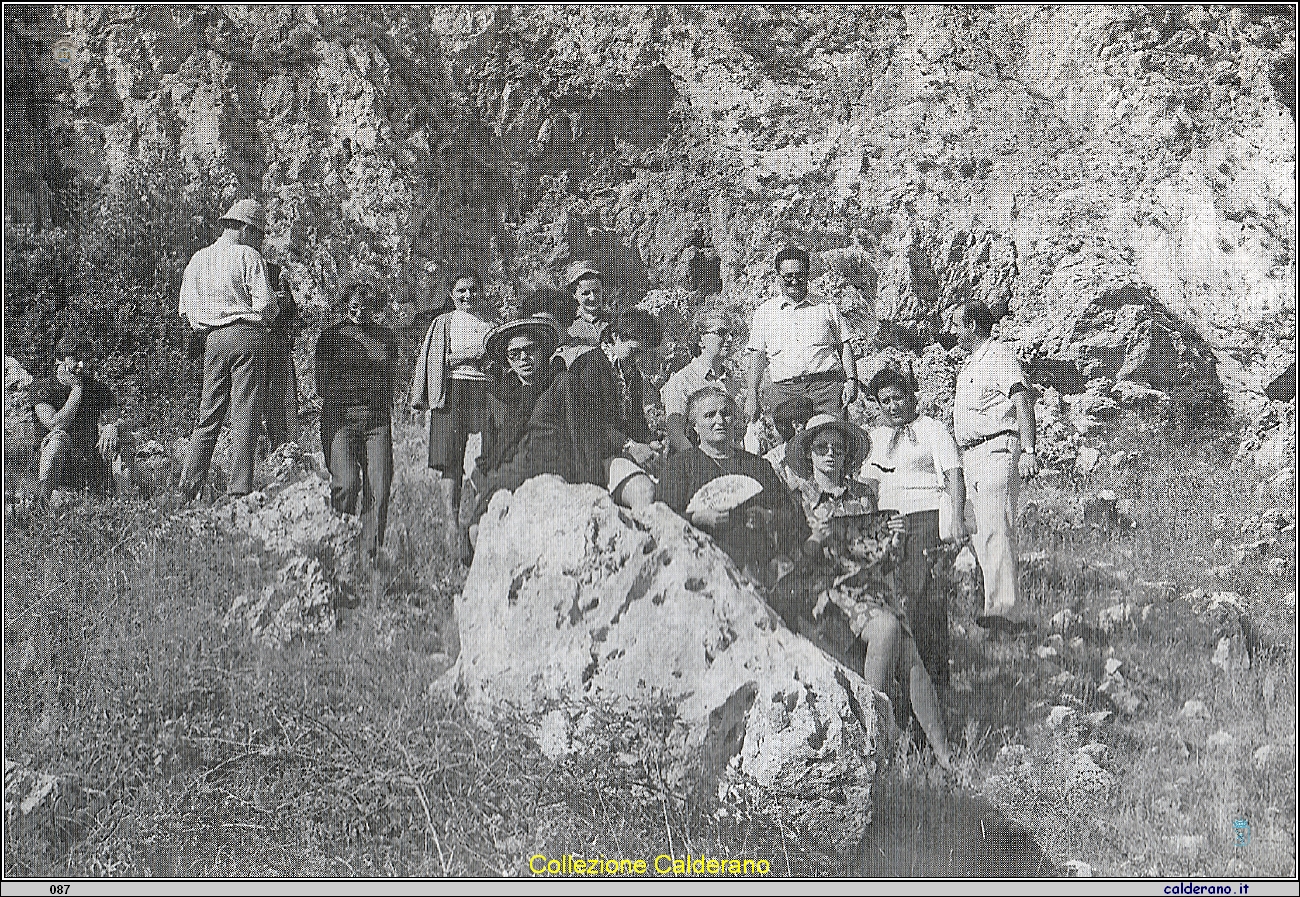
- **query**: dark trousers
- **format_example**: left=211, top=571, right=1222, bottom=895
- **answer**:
left=181, top=323, right=266, bottom=497
left=897, top=509, right=948, bottom=687
left=322, top=405, right=393, bottom=558
left=263, top=339, right=298, bottom=450
left=38, top=430, right=113, bottom=496
left=764, top=372, right=846, bottom=417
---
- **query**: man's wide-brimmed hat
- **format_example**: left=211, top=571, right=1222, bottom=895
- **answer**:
left=564, top=259, right=603, bottom=288
left=485, top=315, right=561, bottom=366
left=219, top=198, right=267, bottom=231
left=784, top=413, right=870, bottom=479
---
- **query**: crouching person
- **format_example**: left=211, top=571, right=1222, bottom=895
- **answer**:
left=30, top=333, right=130, bottom=503
left=314, top=280, right=398, bottom=563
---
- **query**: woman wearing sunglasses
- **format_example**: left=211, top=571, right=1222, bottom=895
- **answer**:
left=782, top=413, right=954, bottom=770
left=661, top=311, right=734, bottom=456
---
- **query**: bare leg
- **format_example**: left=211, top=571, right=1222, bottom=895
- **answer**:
left=615, top=473, right=656, bottom=511
left=860, top=611, right=902, bottom=694
left=903, top=636, right=953, bottom=770
left=438, top=476, right=460, bottom=543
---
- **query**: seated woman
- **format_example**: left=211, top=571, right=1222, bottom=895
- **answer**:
left=861, top=367, right=967, bottom=688
left=658, top=385, right=807, bottom=582
left=763, top=394, right=816, bottom=492
left=783, top=413, right=953, bottom=770
left=465, top=308, right=661, bottom=551
left=460, top=315, right=562, bottom=529
left=660, top=312, right=733, bottom=456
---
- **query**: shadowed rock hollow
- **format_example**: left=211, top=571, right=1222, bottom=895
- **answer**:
left=444, top=475, right=891, bottom=855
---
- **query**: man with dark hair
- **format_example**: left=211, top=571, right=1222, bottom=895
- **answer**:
left=765, top=394, right=816, bottom=490
left=465, top=307, right=662, bottom=555
left=744, top=245, right=858, bottom=421
left=29, top=334, right=128, bottom=502
left=951, top=299, right=1038, bottom=634
left=177, top=198, right=279, bottom=501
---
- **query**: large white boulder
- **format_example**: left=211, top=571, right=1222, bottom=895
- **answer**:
left=445, top=476, right=889, bottom=853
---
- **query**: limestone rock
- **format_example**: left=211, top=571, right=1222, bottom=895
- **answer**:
left=447, top=476, right=887, bottom=854
left=1013, top=245, right=1224, bottom=420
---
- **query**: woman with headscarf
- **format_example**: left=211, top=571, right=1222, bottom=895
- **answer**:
left=861, top=367, right=967, bottom=687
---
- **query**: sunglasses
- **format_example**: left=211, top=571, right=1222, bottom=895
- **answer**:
left=779, top=270, right=809, bottom=280
left=701, top=328, right=730, bottom=338
left=810, top=440, right=845, bottom=455
left=507, top=344, right=540, bottom=359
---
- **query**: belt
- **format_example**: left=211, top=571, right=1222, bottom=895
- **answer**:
left=961, top=429, right=1018, bottom=451
left=776, top=370, right=845, bottom=386
left=205, top=319, right=267, bottom=332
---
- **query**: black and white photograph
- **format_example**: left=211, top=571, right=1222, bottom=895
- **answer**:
left=3, top=4, right=1296, bottom=890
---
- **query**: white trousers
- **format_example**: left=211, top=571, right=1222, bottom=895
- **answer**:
left=962, top=435, right=1021, bottom=620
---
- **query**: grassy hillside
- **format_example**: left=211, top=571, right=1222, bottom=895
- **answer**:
left=5, top=415, right=1294, bottom=877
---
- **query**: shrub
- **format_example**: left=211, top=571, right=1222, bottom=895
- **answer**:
left=3, top=150, right=241, bottom=437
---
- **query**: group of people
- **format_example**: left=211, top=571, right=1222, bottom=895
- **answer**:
left=33, top=200, right=1042, bottom=771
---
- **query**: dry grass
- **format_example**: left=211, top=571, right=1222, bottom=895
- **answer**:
left=4, top=414, right=1295, bottom=877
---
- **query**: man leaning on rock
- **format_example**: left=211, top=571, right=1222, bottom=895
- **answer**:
left=951, top=299, right=1038, bottom=635
left=744, top=245, right=859, bottom=423
left=177, top=198, right=279, bottom=502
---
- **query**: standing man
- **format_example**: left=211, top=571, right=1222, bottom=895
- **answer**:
left=177, top=198, right=279, bottom=501
left=564, top=260, right=611, bottom=348
left=744, top=245, right=858, bottom=423
left=951, top=299, right=1038, bottom=634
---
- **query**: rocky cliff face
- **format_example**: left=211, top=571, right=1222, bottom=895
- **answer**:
left=5, top=5, right=1295, bottom=424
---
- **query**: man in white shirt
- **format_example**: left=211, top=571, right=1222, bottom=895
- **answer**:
left=951, top=299, right=1038, bottom=634
left=177, top=199, right=279, bottom=500
left=743, top=245, right=858, bottom=422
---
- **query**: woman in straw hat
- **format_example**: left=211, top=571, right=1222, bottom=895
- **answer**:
left=783, top=413, right=953, bottom=770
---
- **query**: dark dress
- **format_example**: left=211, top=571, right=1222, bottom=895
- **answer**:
left=263, top=262, right=298, bottom=449
left=658, top=445, right=809, bottom=575
left=482, top=369, right=556, bottom=473
left=471, top=346, right=646, bottom=522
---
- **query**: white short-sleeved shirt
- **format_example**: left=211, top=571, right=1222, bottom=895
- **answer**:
left=178, top=233, right=278, bottom=328
left=864, top=415, right=961, bottom=515
left=953, top=339, right=1027, bottom=446
left=448, top=309, right=493, bottom=381
left=660, top=359, right=726, bottom=419
left=747, top=292, right=850, bottom=383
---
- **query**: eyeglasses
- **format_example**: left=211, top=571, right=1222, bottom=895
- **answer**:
left=779, top=270, right=809, bottom=280
left=701, top=329, right=730, bottom=339
left=507, top=344, right=540, bottom=359
left=809, top=440, right=845, bottom=455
